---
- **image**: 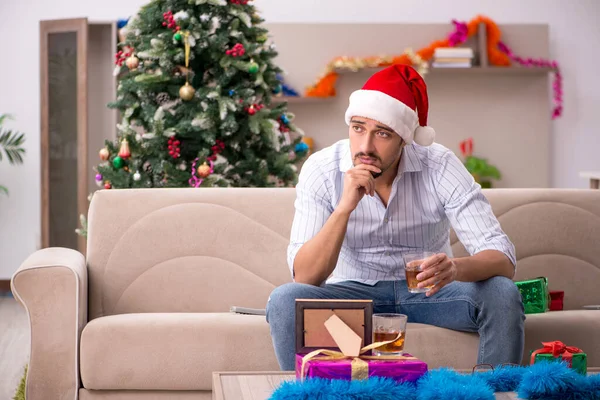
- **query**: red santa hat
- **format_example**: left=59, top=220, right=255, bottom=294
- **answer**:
left=344, top=64, right=435, bottom=146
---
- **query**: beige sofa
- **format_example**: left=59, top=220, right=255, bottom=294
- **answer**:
left=11, top=187, right=600, bottom=399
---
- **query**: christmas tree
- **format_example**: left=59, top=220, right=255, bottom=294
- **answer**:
left=95, top=0, right=307, bottom=190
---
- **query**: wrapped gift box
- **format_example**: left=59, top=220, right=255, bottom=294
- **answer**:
left=530, top=341, right=587, bottom=375
left=549, top=291, right=564, bottom=311
left=515, top=277, right=549, bottom=314
left=295, top=353, right=428, bottom=383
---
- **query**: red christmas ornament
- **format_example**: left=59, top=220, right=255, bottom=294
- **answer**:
left=226, top=43, right=246, bottom=57
left=168, top=136, right=181, bottom=159
left=118, top=138, right=131, bottom=159
left=162, top=10, right=179, bottom=32
left=229, top=0, right=249, bottom=4
left=206, top=139, right=225, bottom=162
left=115, top=47, right=133, bottom=66
left=246, top=103, right=263, bottom=116
left=104, top=182, right=112, bottom=189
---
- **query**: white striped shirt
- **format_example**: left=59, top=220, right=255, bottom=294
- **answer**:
left=287, top=139, right=516, bottom=285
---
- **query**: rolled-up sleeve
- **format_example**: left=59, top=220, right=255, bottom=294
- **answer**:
left=434, top=150, right=517, bottom=269
left=287, top=156, right=334, bottom=278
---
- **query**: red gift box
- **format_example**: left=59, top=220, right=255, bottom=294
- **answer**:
left=550, top=291, right=564, bottom=311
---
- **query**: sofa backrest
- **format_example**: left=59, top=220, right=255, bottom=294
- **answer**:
left=450, top=189, right=600, bottom=310
left=87, top=187, right=600, bottom=319
left=86, top=188, right=297, bottom=320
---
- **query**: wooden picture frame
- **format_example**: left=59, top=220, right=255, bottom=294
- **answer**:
left=295, top=299, right=373, bottom=354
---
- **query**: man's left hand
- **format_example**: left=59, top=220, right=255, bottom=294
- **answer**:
left=416, top=253, right=458, bottom=296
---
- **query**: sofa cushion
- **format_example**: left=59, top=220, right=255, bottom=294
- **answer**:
left=402, top=323, right=479, bottom=369
left=80, top=313, right=279, bottom=391
left=523, top=310, right=600, bottom=366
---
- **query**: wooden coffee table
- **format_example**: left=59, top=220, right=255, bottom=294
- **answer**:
left=212, top=368, right=600, bottom=400
left=212, top=371, right=294, bottom=400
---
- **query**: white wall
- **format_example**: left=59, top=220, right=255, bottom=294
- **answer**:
left=0, top=0, right=599, bottom=279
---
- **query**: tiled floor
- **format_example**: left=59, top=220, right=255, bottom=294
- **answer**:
left=0, top=294, right=29, bottom=400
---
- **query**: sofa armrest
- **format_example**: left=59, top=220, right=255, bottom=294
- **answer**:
left=11, top=247, right=87, bottom=400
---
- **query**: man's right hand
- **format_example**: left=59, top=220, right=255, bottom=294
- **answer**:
left=337, top=164, right=382, bottom=214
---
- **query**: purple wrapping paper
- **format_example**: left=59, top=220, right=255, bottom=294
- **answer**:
left=295, top=353, right=428, bottom=383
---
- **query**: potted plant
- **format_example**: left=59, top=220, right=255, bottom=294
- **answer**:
left=0, top=114, right=26, bottom=195
left=459, top=138, right=501, bottom=188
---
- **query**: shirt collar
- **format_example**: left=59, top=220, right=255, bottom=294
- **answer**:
left=339, top=143, right=422, bottom=174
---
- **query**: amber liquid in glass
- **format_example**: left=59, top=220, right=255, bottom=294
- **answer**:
left=373, top=330, right=405, bottom=352
left=405, top=268, right=433, bottom=293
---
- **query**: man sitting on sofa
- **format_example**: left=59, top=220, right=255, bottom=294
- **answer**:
left=266, top=64, right=525, bottom=371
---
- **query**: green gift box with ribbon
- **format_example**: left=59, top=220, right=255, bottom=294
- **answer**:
left=515, top=277, right=549, bottom=314
left=530, top=341, right=587, bottom=375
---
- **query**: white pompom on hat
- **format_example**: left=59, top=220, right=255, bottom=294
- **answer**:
left=344, top=64, right=435, bottom=146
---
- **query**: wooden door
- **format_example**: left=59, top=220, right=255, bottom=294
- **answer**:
left=40, top=18, right=88, bottom=254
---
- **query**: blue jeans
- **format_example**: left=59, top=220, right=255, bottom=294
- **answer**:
left=265, top=277, right=525, bottom=371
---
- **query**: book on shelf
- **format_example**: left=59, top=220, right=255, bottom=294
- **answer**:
left=432, top=47, right=474, bottom=68
left=433, top=47, right=474, bottom=58
left=431, top=61, right=472, bottom=68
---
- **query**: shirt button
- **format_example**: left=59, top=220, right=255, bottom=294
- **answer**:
left=384, top=217, right=389, bottom=223
left=384, top=251, right=390, bottom=256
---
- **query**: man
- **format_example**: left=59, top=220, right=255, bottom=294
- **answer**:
left=266, top=64, right=525, bottom=371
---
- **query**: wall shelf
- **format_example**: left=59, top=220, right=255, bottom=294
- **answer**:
left=271, top=96, right=332, bottom=104
left=332, top=65, right=555, bottom=77
left=427, top=66, right=556, bottom=75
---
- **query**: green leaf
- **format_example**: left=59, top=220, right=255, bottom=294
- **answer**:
left=124, top=106, right=137, bottom=119
left=232, top=60, right=249, bottom=72
left=230, top=9, right=252, bottom=27
left=0, top=113, right=14, bottom=126
left=223, top=98, right=237, bottom=112
left=0, top=185, right=8, bottom=196
left=249, top=116, right=260, bottom=134
left=220, top=57, right=233, bottom=69
left=0, top=129, right=26, bottom=164
left=260, top=118, right=277, bottom=133
left=191, top=114, right=214, bottom=130
left=154, top=107, right=165, bottom=122
left=218, top=99, right=228, bottom=120
left=133, top=73, right=169, bottom=83
left=484, top=165, right=501, bottom=179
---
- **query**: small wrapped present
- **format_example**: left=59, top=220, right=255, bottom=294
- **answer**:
left=296, top=352, right=428, bottom=383
left=549, top=291, right=564, bottom=311
left=515, top=277, right=549, bottom=314
left=530, top=341, right=587, bottom=375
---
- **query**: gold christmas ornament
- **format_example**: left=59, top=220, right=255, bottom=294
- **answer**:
left=179, top=82, right=195, bottom=101
left=99, top=147, right=110, bottom=161
left=118, top=138, right=131, bottom=158
left=126, top=55, right=139, bottom=70
left=179, top=31, right=195, bottom=101
left=197, top=162, right=212, bottom=178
